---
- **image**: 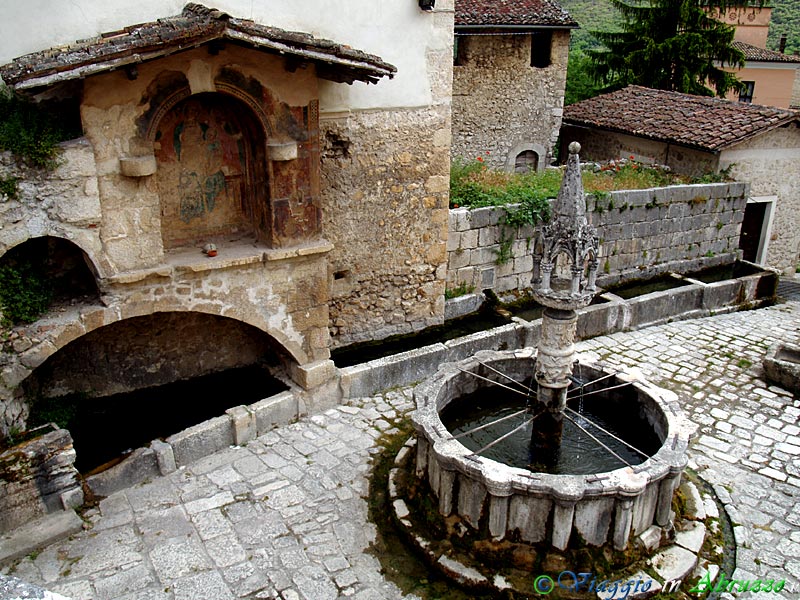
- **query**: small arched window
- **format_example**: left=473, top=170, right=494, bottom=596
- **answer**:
left=515, top=150, right=539, bottom=173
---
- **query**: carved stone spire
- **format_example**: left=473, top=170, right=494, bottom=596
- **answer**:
left=531, top=141, right=599, bottom=311
left=554, top=141, right=588, bottom=231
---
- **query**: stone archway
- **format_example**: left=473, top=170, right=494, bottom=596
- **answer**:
left=152, top=92, right=270, bottom=249
left=0, top=236, right=101, bottom=319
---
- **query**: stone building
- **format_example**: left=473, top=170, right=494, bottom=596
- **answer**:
left=451, top=0, right=576, bottom=172
left=561, top=85, right=800, bottom=274
left=0, top=1, right=454, bottom=435
left=709, top=4, right=800, bottom=109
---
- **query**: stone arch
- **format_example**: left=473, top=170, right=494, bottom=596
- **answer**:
left=0, top=236, right=102, bottom=306
left=0, top=229, right=110, bottom=280
left=15, top=303, right=308, bottom=389
left=505, top=142, right=547, bottom=174
left=22, top=311, right=296, bottom=401
left=149, top=90, right=272, bottom=248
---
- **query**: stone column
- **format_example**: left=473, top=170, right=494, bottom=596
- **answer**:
left=613, top=498, right=635, bottom=551
left=535, top=307, right=578, bottom=413
left=551, top=500, right=576, bottom=551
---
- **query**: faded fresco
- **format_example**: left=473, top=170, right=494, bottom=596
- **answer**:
left=154, top=94, right=257, bottom=248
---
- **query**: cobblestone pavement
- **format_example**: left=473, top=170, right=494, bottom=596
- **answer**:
left=2, top=301, right=799, bottom=600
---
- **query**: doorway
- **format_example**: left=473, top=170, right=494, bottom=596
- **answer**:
left=738, top=196, right=776, bottom=265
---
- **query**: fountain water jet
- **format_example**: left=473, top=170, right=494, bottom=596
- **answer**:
left=411, top=143, right=690, bottom=554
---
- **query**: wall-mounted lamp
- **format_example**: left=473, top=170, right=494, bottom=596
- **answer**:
left=419, top=0, right=435, bottom=10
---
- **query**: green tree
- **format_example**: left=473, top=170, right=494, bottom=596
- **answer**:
left=565, top=51, right=605, bottom=105
left=588, top=0, right=756, bottom=97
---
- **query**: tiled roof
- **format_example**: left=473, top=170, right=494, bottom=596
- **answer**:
left=733, top=40, right=800, bottom=64
left=455, top=0, right=577, bottom=28
left=0, top=3, right=396, bottom=90
left=562, top=85, right=799, bottom=151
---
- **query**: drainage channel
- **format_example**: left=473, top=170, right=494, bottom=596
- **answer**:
left=28, top=364, right=287, bottom=474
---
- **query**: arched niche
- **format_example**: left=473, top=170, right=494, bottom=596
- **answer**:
left=0, top=236, right=101, bottom=318
left=505, top=142, right=548, bottom=174
left=151, top=92, right=270, bottom=249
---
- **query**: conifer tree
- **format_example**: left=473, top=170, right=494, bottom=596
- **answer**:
left=588, top=0, right=756, bottom=97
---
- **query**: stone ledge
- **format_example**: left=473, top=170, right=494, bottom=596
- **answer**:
left=104, top=239, right=334, bottom=285
left=0, top=511, right=83, bottom=564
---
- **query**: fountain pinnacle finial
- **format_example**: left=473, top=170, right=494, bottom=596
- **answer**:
left=554, top=142, right=587, bottom=229
left=530, top=141, right=599, bottom=309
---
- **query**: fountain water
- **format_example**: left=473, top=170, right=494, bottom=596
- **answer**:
left=411, top=143, right=690, bottom=555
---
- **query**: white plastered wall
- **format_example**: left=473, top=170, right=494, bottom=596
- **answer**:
left=0, top=0, right=453, bottom=112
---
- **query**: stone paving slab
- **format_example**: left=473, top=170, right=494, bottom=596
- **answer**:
left=1, top=301, right=800, bottom=599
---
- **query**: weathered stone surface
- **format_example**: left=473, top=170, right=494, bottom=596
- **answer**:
left=0, top=574, right=72, bottom=599
left=0, top=427, right=82, bottom=534
left=118, top=155, right=157, bottom=177
left=675, top=520, right=706, bottom=553
left=322, top=105, right=450, bottom=348
left=763, top=342, right=800, bottom=394
left=446, top=183, right=749, bottom=298
left=452, top=30, right=569, bottom=171
left=650, top=545, right=698, bottom=583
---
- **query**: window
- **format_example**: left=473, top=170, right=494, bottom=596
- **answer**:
left=739, top=81, right=755, bottom=103
left=454, top=34, right=468, bottom=66
left=530, top=31, right=552, bottom=68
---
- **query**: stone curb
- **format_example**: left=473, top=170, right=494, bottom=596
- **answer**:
left=84, top=390, right=300, bottom=497
left=387, top=437, right=726, bottom=599
left=342, top=266, right=777, bottom=399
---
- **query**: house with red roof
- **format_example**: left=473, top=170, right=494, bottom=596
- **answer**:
left=561, top=85, right=800, bottom=274
left=452, top=0, right=577, bottom=172
left=712, top=6, right=800, bottom=109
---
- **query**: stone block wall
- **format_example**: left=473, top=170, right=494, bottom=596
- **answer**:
left=0, top=141, right=108, bottom=274
left=452, top=30, right=570, bottom=171
left=0, top=426, right=82, bottom=533
left=446, top=182, right=748, bottom=294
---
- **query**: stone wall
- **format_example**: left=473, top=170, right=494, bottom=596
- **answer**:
left=446, top=182, right=747, bottom=294
left=321, top=5, right=453, bottom=348
left=719, top=126, right=800, bottom=274
left=452, top=30, right=570, bottom=171
left=559, top=127, right=720, bottom=178
left=0, top=426, right=82, bottom=534
left=321, top=107, right=450, bottom=347
left=0, top=142, right=107, bottom=274
left=561, top=123, right=800, bottom=274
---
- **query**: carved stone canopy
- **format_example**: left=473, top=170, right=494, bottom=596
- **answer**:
left=531, top=142, right=599, bottom=310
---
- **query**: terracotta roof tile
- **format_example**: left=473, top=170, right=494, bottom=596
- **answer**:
left=563, top=85, right=799, bottom=151
left=455, top=0, right=577, bottom=28
left=0, top=3, right=396, bottom=89
left=733, top=40, right=800, bottom=64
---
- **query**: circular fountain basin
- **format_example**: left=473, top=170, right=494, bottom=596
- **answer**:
left=412, top=348, right=690, bottom=551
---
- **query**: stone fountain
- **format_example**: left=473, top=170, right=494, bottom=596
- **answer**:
left=411, top=143, right=690, bottom=554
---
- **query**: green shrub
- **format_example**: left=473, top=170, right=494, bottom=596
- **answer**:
left=0, top=261, right=52, bottom=325
left=445, top=282, right=476, bottom=299
left=0, top=175, right=19, bottom=199
left=0, top=89, right=78, bottom=168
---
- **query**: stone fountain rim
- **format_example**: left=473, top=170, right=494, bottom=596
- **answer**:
left=412, top=349, right=690, bottom=502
